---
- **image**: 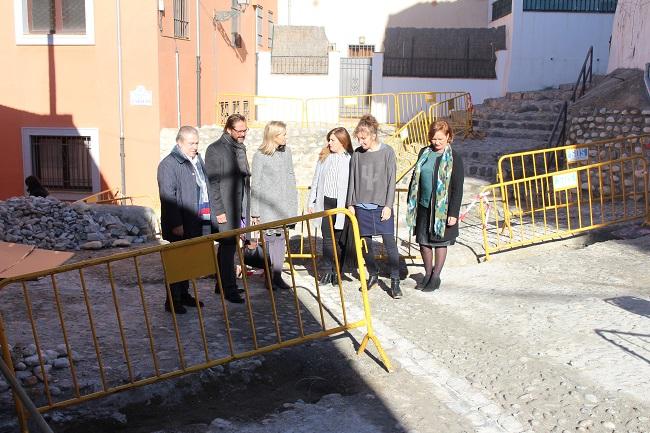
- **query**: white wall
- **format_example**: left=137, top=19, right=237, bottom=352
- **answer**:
left=277, top=0, right=488, bottom=53
left=372, top=51, right=507, bottom=109
left=608, top=0, right=650, bottom=71
left=508, top=3, right=613, bottom=91
left=256, top=51, right=341, bottom=122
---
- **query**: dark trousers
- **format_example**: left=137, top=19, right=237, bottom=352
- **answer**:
left=363, top=233, right=399, bottom=279
left=321, top=196, right=345, bottom=272
left=217, top=235, right=238, bottom=295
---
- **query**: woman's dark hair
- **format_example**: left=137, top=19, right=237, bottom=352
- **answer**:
left=319, top=127, right=353, bottom=161
left=428, top=119, right=454, bottom=143
left=25, top=175, right=49, bottom=198
left=223, top=113, right=247, bottom=133
left=354, top=114, right=379, bottom=137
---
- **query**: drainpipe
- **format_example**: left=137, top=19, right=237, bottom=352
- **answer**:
left=116, top=0, right=126, bottom=195
left=195, top=0, right=201, bottom=127
left=176, top=49, right=181, bottom=127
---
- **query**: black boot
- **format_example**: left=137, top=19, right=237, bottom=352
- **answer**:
left=164, top=297, right=187, bottom=314
left=359, top=274, right=379, bottom=292
left=273, top=271, right=292, bottom=290
left=390, top=278, right=403, bottom=299
left=319, top=272, right=333, bottom=285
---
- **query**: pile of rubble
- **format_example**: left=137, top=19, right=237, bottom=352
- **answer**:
left=0, top=196, right=155, bottom=250
left=0, top=343, right=80, bottom=395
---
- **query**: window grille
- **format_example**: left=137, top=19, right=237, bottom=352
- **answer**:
left=26, top=0, right=86, bottom=34
left=256, top=6, right=263, bottom=47
left=31, top=135, right=93, bottom=192
left=348, top=44, right=375, bottom=58
left=173, top=0, right=189, bottom=39
left=267, top=11, right=274, bottom=49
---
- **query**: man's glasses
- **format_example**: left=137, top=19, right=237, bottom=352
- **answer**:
left=233, top=128, right=249, bottom=134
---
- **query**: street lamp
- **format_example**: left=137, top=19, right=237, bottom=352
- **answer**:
left=213, top=0, right=250, bottom=22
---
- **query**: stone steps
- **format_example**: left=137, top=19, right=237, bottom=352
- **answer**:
left=474, top=119, right=554, bottom=132
left=473, top=110, right=558, bottom=122
left=486, top=127, right=551, bottom=141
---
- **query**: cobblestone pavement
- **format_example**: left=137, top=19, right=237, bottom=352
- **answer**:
left=1, top=225, right=648, bottom=433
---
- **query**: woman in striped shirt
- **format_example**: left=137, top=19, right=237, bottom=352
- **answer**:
left=308, top=127, right=353, bottom=285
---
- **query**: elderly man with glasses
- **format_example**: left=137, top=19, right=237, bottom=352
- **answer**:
left=205, top=114, right=250, bottom=304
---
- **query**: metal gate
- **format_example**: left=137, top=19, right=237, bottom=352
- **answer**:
left=339, top=58, right=372, bottom=116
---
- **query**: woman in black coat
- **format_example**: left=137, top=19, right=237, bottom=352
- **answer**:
left=406, top=120, right=464, bottom=292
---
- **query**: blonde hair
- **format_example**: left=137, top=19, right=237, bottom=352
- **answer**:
left=318, top=127, right=353, bottom=162
left=259, top=121, right=287, bottom=155
left=354, top=114, right=379, bottom=137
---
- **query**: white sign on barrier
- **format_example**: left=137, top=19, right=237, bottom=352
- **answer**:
left=552, top=172, right=579, bottom=190
left=566, top=148, right=589, bottom=162
left=399, top=128, right=409, bottom=141
left=343, top=97, right=358, bottom=106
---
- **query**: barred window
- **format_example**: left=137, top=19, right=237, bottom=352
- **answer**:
left=25, top=0, right=86, bottom=35
left=348, top=44, right=375, bottom=58
left=173, top=0, right=190, bottom=39
left=31, top=135, right=93, bottom=192
left=256, top=6, right=263, bottom=47
left=267, top=11, right=274, bottom=49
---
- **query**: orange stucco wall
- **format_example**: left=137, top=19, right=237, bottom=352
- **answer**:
left=157, top=0, right=277, bottom=129
left=1, top=0, right=275, bottom=203
left=0, top=1, right=160, bottom=202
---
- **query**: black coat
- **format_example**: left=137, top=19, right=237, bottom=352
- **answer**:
left=204, top=133, right=250, bottom=232
left=408, top=146, right=464, bottom=242
left=157, top=146, right=208, bottom=241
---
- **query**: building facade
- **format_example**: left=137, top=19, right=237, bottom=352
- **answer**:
left=0, top=0, right=276, bottom=202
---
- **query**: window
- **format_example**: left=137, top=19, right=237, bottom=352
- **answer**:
left=14, top=0, right=95, bottom=45
left=256, top=6, right=263, bottom=47
left=267, top=10, right=274, bottom=49
left=173, top=0, right=189, bottom=39
left=348, top=44, right=375, bottom=58
left=22, top=128, right=100, bottom=196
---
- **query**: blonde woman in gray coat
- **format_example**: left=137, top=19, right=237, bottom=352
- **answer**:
left=307, top=127, right=353, bottom=285
left=251, top=121, right=298, bottom=290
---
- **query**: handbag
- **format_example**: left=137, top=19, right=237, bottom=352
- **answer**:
left=242, top=238, right=269, bottom=270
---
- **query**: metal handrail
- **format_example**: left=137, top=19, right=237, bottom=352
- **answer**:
left=547, top=100, right=568, bottom=148
left=548, top=46, right=593, bottom=148
left=0, top=356, right=54, bottom=433
left=570, top=46, right=593, bottom=102
left=643, top=63, right=650, bottom=97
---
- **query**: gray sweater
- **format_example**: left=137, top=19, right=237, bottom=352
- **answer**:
left=346, top=143, right=396, bottom=208
left=251, top=147, right=298, bottom=223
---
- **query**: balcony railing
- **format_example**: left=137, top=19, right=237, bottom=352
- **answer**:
left=492, top=0, right=513, bottom=20
left=523, top=0, right=617, bottom=12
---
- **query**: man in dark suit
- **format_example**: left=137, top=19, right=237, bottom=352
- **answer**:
left=157, top=126, right=209, bottom=314
left=205, top=114, right=250, bottom=304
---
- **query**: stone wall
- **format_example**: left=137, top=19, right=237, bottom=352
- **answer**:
left=567, top=108, right=650, bottom=144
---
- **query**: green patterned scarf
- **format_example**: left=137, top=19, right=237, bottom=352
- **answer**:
left=433, top=145, right=453, bottom=238
left=406, top=148, right=432, bottom=229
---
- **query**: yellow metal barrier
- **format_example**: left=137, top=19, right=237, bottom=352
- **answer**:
left=480, top=156, right=649, bottom=259
left=427, top=92, right=473, bottom=137
left=396, top=91, right=467, bottom=127
left=304, top=94, right=399, bottom=128
left=216, top=94, right=305, bottom=127
left=75, top=188, right=122, bottom=204
left=497, top=134, right=650, bottom=184
left=0, top=209, right=390, bottom=431
left=385, top=111, right=431, bottom=182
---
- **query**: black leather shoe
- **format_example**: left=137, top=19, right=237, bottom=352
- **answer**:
left=390, top=278, right=403, bottom=299
left=224, top=292, right=245, bottom=304
left=416, top=273, right=432, bottom=290
left=164, top=299, right=187, bottom=314
left=181, top=294, right=204, bottom=308
left=359, top=274, right=379, bottom=292
left=422, top=275, right=441, bottom=292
